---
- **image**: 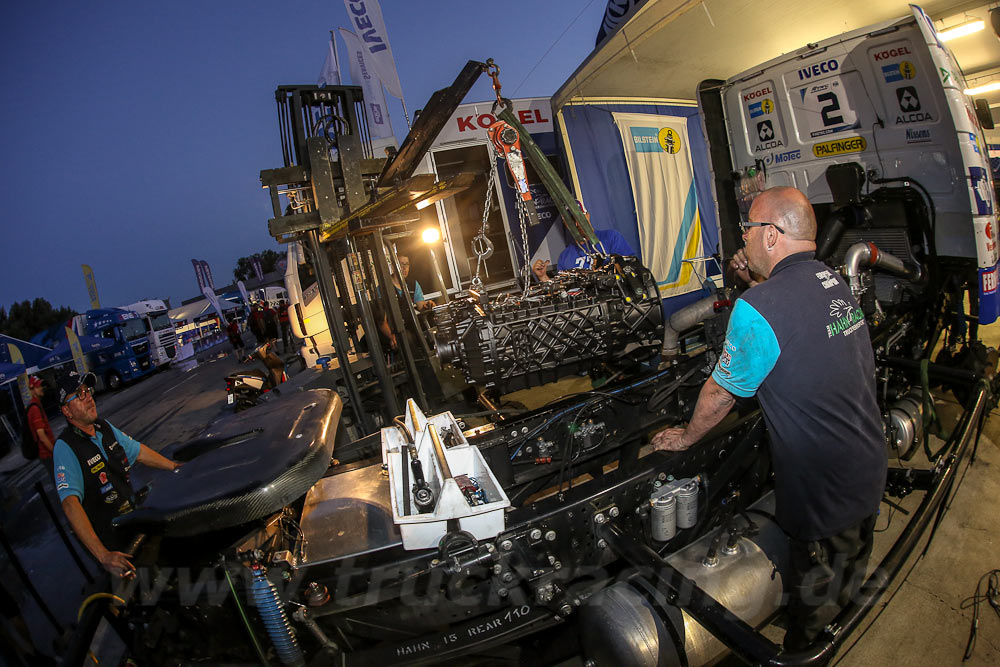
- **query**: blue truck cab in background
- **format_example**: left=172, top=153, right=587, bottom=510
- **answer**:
left=75, top=308, right=155, bottom=390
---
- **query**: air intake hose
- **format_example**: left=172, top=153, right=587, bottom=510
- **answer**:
left=843, top=242, right=923, bottom=299
left=661, top=296, right=719, bottom=358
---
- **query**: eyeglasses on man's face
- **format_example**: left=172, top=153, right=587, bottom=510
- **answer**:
left=65, top=385, right=92, bottom=404
left=740, top=220, right=786, bottom=235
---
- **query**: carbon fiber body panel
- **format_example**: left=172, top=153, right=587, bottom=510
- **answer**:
left=115, top=389, right=342, bottom=537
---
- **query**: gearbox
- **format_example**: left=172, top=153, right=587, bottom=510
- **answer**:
left=434, top=256, right=664, bottom=393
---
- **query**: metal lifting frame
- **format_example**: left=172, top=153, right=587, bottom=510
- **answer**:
left=262, top=85, right=385, bottom=434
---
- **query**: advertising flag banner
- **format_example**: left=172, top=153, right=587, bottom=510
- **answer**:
left=595, top=0, right=649, bottom=46
left=339, top=28, right=395, bottom=142
left=7, top=344, right=30, bottom=405
left=318, top=34, right=342, bottom=87
left=237, top=280, right=250, bottom=308
left=202, top=287, right=226, bottom=322
left=613, top=112, right=704, bottom=298
left=341, top=0, right=402, bottom=99
left=82, top=264, right=100, bottom=309
left=66, top=326, right=88, bottom=374
left=192, top=259, right=207, bottom=291
left=251, top=256, right=264, bottom=282
left=201, top=260, right=216, bottom=292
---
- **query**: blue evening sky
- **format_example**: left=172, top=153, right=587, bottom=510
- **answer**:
left=0, top=0, right=607, bottom=314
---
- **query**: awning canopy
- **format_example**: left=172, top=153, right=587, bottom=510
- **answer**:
left=0, top=333, right=52, bottom=368
left=554, top=1, right=1000, bottom=109
left=168, top=298, right=238, bottom=326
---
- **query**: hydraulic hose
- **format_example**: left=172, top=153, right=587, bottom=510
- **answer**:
left=251, top=566, right=305, bottom=667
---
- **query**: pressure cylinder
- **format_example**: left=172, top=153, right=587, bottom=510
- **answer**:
left=579, top=494, right=789, bottom=667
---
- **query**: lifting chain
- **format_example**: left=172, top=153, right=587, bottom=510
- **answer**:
left=470, top=158, right=496, bottom=294
left=514, top=194, right=532, bottom=299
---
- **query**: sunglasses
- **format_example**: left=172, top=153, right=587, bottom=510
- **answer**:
left=740, top=220, right=786, bottom=234
left=65, top=385, right=92, bottom=404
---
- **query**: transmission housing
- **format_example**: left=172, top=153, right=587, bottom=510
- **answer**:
left=435, top=256, right=664, bottom=393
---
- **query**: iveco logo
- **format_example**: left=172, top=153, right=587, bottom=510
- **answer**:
left=798, top=59, right=840, bottom=80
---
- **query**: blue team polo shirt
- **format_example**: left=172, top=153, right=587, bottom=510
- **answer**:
left=53, top=423, right=141, bottom=503
left=711, top=252, right=887, bottom=540
left=557, top=229, right=636, bottom=271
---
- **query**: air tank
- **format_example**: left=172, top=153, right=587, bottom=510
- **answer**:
left=578, top=493, right=789, bottom=667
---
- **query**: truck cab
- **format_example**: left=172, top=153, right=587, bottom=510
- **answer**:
left=74, top=308, right=155, bottom=390
left=703, top=4, right=997, bottom=325
left=124, top=299, right=178, bottom=367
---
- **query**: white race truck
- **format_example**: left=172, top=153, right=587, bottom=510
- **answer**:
left=124, top=299, right=179, bottom=367
left=707, top=4, right=996, bottom=325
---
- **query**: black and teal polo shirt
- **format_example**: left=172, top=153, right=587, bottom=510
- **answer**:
left=712, top=252, right=887, bottom=541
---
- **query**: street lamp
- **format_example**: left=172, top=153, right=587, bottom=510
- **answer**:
left=422, top=226, right=449, bottom=303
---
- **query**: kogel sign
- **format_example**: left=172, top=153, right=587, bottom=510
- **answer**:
left=436, top=99, right=553, bottom=145
left=798, top=59, right=840, bottom=80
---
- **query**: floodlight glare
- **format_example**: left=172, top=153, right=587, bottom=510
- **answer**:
left=938, top=19, right=985, bottom=42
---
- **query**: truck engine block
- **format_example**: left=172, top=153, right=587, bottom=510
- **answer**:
left=434, top=256, right=663, bottom=392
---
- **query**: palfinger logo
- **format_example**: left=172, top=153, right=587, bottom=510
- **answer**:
left=813, top=136, right=867, bottom=157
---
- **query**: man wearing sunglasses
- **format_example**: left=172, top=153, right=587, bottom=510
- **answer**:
left=52, top=371, right=180, bottom=578
left=652, top=186, right=886, bottom=651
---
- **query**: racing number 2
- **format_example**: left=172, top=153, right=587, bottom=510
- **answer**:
left=818, top=92, right=844, bottom=126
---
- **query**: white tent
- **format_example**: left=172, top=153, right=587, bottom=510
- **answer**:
left=168, top=298, right=239, bottom=327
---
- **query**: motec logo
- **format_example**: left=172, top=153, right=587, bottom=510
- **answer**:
left=798, top=59, right=839, bottom=80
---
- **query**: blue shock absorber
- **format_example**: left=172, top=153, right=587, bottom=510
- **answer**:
left=250, top=566, right=305, bottom=666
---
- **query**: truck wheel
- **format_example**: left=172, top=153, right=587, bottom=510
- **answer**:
left=106, top=371, right=123, bottom=391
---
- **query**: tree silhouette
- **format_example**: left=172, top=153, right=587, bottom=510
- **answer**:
left=0, top=298, right=77, bottom=341
left=233, top=250, right=281, bottom=282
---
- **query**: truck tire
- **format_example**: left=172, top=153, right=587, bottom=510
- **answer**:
left=106, top=371, right=123, bottom=391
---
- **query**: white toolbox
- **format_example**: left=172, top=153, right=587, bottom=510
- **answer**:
left=382, top=399, right=510, bottom=550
